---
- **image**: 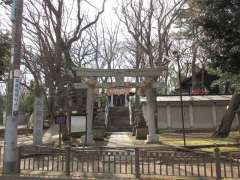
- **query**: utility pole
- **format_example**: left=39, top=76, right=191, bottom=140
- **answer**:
left=163, top=52, right=186, bottom=146
left=3, top=0, right=23, bottom=174
left=175, top=52, right=186, bottom=147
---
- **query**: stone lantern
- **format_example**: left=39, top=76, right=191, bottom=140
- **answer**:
left=135, top=109, right=148, bottom=140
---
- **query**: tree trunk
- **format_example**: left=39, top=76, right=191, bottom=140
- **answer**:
left=164, top=68, right=169, bottom=94
left=213, top=93, right=240, bottom=137
left=192, top=42, right=197, bottom=91
left=0, top=95, right=3, bottom=125
left=48, top=85, right=56, bottom=123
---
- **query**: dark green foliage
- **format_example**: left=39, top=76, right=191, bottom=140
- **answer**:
left=18, top=81, right=35, bottom=114
left=19, top=91, right=34, bottom=114
left=0, top=32, right=10, bottom=79
left=195, top=0, right=240, bottom=74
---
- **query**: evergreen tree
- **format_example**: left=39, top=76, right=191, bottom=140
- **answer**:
left=195, top=0, right=240, bottom=74
left=194, top=0, right=240, bottom=137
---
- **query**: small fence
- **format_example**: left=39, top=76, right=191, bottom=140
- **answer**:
left=15, top=145, right=240, bottom=179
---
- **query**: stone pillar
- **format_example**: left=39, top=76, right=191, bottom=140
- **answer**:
left=189, top=104, right=194, bottom=128
left=125, top=93, right=128, bottom=107
left=85, top=79, right=96, bottom=145
left=33, top=95, right=44, bottom=145
left=110, top=94, right=114, bottom=107
left=144, top=80, right=159, bottom=144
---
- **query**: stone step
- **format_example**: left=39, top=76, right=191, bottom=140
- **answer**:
left=108, top=106, right=131, bottom=132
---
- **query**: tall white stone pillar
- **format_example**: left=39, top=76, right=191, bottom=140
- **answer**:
left=33, top=95, right=44, bottom=145
left=145, top=81, right=159, bottom=144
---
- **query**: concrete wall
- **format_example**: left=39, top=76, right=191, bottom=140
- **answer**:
left=141, top=96, right=239, bottom=131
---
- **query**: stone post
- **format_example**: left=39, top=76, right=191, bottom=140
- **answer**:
left=33, top=95, right=44, bottom=145
left=85, top=79, right=96, bottom=145
left=144, top=79, right=159, bottom=144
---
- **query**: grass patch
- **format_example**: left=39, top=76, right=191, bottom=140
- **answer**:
left=160, top=131, right=240, bottom=152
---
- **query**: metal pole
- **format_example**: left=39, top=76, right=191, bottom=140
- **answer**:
left=85, top=114, right=87, bottom=146
left=214, top=147, right=221, bottom=180
left=3, top=0, right=23, bottom=174
left=134, top=148, right=140, bottom=179
left=59, top=123, right=62, bottom=148
left=176, top=54, right=186, bottom=147
left=65, top=146, right=71, bottom=176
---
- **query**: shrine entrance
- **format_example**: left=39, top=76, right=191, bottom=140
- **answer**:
left=113, top=94, right=125, bottom=106
left=107, top=88, right=130, bottom=107
left=70, top=67, right=165, bottom=144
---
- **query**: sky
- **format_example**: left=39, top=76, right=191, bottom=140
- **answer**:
left=0, top=0, right=120, bottom=95
left=0, top=0, right=118, bottom=30
left=0, top=3, right=11, bottom=31
left=0, top=0, right=184, bottom=95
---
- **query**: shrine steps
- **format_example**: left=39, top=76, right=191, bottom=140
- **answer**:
left=107, top=106, right=131, bottom=132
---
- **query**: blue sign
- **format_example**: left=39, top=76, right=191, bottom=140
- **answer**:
left=55, top=115, right=67, bottom=124
left=10, top=0, right=16, bottom=22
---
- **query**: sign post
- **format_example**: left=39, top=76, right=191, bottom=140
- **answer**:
left=70, top=113, right=87, bottom=146
left=174, top=51, right=186, bottom=147
left=55, top=114, right=67, bottom=148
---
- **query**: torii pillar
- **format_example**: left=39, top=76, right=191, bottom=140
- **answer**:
left=144, top=79, right=159, bottom=144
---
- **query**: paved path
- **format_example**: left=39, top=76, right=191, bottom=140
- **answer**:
left=105, top=132, right=134, bottom=147
left=93, top=132, right=165, bottom=148
left=0, top=125, right=163, bottom=148
left=0, top=125, right=60, bottom=146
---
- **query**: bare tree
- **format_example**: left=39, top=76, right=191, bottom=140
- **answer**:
left=120, top=0, right=186, bottom=68
left=118, top=0, right=186, bottom=95
left=22, top=0, right=106, bottom=118
left=101, top=21, right=120, bottom=70
left=88, top=20, right=122, bottom=77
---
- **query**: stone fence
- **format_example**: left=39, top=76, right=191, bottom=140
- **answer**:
left=141, top=95, right=239, bottom=131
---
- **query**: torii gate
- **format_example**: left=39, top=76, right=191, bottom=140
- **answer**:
left=70, top=67, right=166, bottom=144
